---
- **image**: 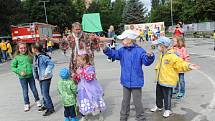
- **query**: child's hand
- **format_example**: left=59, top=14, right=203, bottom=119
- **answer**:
left=146, top=51, right=154, bottom=57
left=71, top=73, right=76, bottom=78
left=20, top=71, right=26, bottom=76
left=189, top=64, right=200, bottom=70
left=44, top=74, right=49, bottom=79
left=76, top=68, right=83, bottom=74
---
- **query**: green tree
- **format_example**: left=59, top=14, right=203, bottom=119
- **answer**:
left=86, top=0, right=100, bottom=13
left=86, top=0, right=125, bottom=33
left=98, top=0, right=112, bottom=30
left=151, top=3, right=171, bottom=25
left=73, top=0, right=86, bottom=21
left=22, top=0, right=83, bottom=33
left=0, top=0, right=24, bottom=35
left=151, top=0, right=215, bottom=26
left=111, top=0, right=125, bottom=31
left=122, top=0, right=148, bottom=24
left=195, top=0, right=215, bottom=22
left=151, top=0, right=160, bottom=8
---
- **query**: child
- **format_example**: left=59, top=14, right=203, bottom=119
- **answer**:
left=0, top=39, right=7, bottom=61
left=150, top=36, right=199, bottom=118
left=6, top=40, right=13, bottom=59
left=58, top=68, right=78, bottom=121
left=103, top=30, right=155, bottom=121
left=173, top=36, right=190, bottom=98
left=74, top=54, right=106, bottom=121
left=31, top=43, right=55, bottom=116
left=47, top=38, right=54, bottom=54
left=10, top=43, right=41, bottom=112
left=213, top=30, right=215, bottom=50
left=107, top=39, right=116, bottom=62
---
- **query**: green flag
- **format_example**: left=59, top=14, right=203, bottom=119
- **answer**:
left=82, top=13, right=103, bottom=32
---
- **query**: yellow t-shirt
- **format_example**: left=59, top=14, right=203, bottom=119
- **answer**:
left=148, top=31, right=153, bottom=36
left=7, top=43, right=12, bottom=53
left=139, top=31, right=144, bottom=37
left=213, top=33, right=215, bottom=39
left=47, top=41, right=53, bottom=47
left=0, top=42, right=7, bottom=51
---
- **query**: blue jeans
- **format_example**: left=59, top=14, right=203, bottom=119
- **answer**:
left=47, top=46, right=53, bottom=53
left=2, top=50, right=7, bottom=60
left=64, top=105, right=76, bottom=118
left=175, top=73, right=185, bottom=95
left=39, top=79, right=54, bottom=110
left=19, top=77, right=40, bottom=104
left=179, top=73, right=185, bottom=94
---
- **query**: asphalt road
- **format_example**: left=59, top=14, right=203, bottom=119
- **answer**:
left=0, top=38, right=215, bottom=121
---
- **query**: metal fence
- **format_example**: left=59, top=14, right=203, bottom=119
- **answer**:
left=169, top=21, right=215, bottom=32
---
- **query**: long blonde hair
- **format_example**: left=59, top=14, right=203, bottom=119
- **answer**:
left=14, top=43, right=32, bottom=57
left=77, top=54, right=91, bottom=65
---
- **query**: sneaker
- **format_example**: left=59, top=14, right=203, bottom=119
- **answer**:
left=43, top=109, right=55, bottom=116
left=80, top=117, right=88, bottom=121
left=38, top=106, right=47, bottom=112
left=36, top=101, right=42, bottom=107
left=71, top=117, right=78, bottom=121
left=24, top=104, right=30, bottom=112
left=65, top=117, right=70, bottom=121
left=163, top=110, right=172, bottom=118
left=150, top=106, right=162, bottom=112
left=107, top=59, right=111, bottom=62
left=176, top=93, right=184, bottom=99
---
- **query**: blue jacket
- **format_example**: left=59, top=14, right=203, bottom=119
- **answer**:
left=104, top=44, right=155, bottom=88
left=33, top=54, right=55, bottom=81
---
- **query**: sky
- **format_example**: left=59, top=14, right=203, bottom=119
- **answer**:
left=142, top=0, right=151, bottom=11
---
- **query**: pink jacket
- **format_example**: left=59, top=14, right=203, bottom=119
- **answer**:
left=174, top=47, right=190, bottom=62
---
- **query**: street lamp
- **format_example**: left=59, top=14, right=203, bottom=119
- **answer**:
left=171, top=0, right=173, bottom=26
left=39, top=1, right=49, bottom=24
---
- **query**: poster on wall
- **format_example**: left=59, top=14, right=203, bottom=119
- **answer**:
left=124, top=22, right=165, bottom=36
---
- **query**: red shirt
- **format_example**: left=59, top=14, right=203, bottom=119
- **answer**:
left=174, top=28, right=183, bottom=37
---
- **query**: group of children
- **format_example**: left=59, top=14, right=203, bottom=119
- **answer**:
left=11, top=43, right=55, bottom=116
left=10, top=42, right=106, bottom=121
left=0, top=39, right=13, bottom=63
left=104, top=30, right=199, bottom=120
left=58, top=54, right=106, bottom=121
left=10, top=29, right=199, bottom=121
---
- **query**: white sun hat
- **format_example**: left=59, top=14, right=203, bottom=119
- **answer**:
left=117, top=30, right=140, bottom=40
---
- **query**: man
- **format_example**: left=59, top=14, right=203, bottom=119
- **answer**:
left=68, top=22, right=114, bottom=78
left=6, top=40, right=13, bottom=59
left=0, top=39, right=7, bottom=61
left=47, top=37, right=54, bottom=54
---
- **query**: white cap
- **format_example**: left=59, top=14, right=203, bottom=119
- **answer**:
left=117, top=30, right=140, bottom=40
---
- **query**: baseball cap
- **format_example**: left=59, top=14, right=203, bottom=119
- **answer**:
left=59, top=68, right=70, bottom=79
left=152, top=36, right=172, bottom=47
left=117, top=30, right=140, bottom=40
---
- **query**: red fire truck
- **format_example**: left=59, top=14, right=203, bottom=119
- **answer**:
left=11, top=22, right=61, bottom=44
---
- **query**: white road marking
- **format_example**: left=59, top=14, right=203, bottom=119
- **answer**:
left=191, top=70, right=215, bottom=121
left=190, top=52, right=215, bottom=58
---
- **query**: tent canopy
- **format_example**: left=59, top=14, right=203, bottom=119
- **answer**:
left=82, top=13, right=103, bottom=33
